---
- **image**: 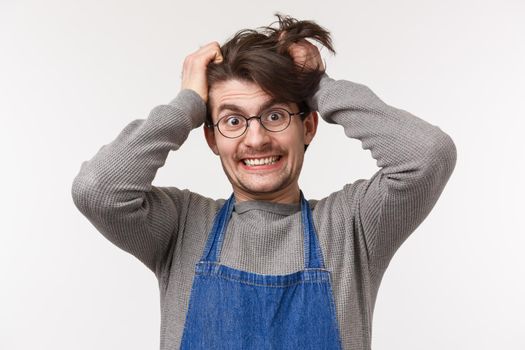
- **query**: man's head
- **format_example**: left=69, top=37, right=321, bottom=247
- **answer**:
left=203, top=14, right=335, bottom=203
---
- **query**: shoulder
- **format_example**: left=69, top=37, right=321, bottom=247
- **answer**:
left=309, top=179, right=369, bottom=218
left=154, top=186, right=227, bottom=220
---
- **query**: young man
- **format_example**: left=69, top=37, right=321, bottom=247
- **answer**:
left=72, top=15, right=457, bottom=350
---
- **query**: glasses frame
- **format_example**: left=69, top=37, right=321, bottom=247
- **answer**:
left=206, top=107, right=307, bottom=139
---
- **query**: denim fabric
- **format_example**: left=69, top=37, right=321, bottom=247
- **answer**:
left=180, top=192, right=343, bottom=349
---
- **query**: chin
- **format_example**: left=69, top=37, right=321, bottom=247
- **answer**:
left=237, top=177, right=293, bottom=196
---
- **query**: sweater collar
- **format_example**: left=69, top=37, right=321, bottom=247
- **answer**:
left=234, top=200, right=301, bottom=215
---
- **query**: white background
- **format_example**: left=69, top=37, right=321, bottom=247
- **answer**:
left=1, top=0, right=524, bottom=349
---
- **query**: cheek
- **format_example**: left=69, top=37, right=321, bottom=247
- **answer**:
left=216, top=140, right=239, bottom=162
left=285, top=129, right=306, bottom=153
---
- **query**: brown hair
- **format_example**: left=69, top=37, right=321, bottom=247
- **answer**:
left=206, top=13, right=336, bottom=124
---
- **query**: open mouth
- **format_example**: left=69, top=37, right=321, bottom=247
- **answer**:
left=242, top=155, right=282, bottom=167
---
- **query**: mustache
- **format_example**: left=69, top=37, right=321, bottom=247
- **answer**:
left=236, top=146, right=284, bottom=159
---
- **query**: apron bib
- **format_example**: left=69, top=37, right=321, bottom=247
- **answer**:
left=180, top=192, right=343, bottom=349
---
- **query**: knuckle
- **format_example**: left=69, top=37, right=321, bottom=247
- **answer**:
left=183, top=56, right=192, bottom=67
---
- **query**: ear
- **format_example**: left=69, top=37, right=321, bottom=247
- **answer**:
left=204, top=124, right=219, bottom=155
left=302, top=111, right=319, bottom=145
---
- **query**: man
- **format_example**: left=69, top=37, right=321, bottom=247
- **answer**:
left=72, top=14, right=457, bottom=350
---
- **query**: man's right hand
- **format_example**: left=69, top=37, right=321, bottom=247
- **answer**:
left=181, top=42, right=223, bottom=103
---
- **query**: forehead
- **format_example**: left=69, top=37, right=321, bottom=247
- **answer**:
left=209, top=79, right=294, bottom=118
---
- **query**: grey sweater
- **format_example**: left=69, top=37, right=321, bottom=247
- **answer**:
left=71, top=73, right=457, bottom=350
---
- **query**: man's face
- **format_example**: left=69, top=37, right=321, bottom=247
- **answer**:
left=204, top=79, right=317, bottom=203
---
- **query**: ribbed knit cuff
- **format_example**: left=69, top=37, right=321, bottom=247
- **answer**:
left=307, top=72, right=336, bottom=113
left=168, top=89, right=207, bottom=129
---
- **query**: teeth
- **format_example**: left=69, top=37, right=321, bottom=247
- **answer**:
left=243, top=156, right=280, bottom=166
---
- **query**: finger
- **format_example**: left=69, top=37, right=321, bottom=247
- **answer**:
left=184, top=44, right=222, bottom=70
left=198, top=42, right=223, bottom=64
left=288, top=42, right=323, bottom=71
left=290, top=39, right=319, bottom=56
left=212, top=49, right=223, bottom=63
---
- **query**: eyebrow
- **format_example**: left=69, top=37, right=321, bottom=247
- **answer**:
left=216, top=98, right=288, bottom=117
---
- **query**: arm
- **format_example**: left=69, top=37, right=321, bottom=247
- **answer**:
left=71, top=90, right=205, bottom=276
left=285, top=28, right=456, bottom=277
left=309, top=72, right=457, bottom=276
left=71, top=43, right=223, bottom=276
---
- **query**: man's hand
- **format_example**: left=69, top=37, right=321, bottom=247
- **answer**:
left=280, top=33, right=324, bottom=72
left=181, top=42, right=223, bottom=103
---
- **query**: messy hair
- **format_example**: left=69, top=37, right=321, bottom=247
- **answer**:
left=206, top=13, right=336, bottom=124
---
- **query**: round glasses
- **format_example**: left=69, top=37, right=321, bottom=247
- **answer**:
left=207, top=108, right=307, bottom=139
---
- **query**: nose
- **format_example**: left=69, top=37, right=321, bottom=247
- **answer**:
left=242, top=118, right=270, bottom=148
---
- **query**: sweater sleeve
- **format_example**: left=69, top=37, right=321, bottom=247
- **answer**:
left=71, top=89, right=207, bottom=276
left=308, top=73, right=457, bottom=276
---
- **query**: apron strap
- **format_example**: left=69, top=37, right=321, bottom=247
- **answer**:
left=300, top=191, right=325, bottom=269
left=200, top=194, right=235, bottom=262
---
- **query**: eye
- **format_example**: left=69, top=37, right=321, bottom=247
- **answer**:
left=265, top=110, right=286, bottom=122
left=220, top=115, right=244, bottom=128
left=227, top=116, right=240, bottom=126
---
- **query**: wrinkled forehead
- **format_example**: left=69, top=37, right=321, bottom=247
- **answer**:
left=208, top=79, right=297, bottom=120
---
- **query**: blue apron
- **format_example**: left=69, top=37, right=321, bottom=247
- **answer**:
left=180, top=192, right=343, bottom=349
